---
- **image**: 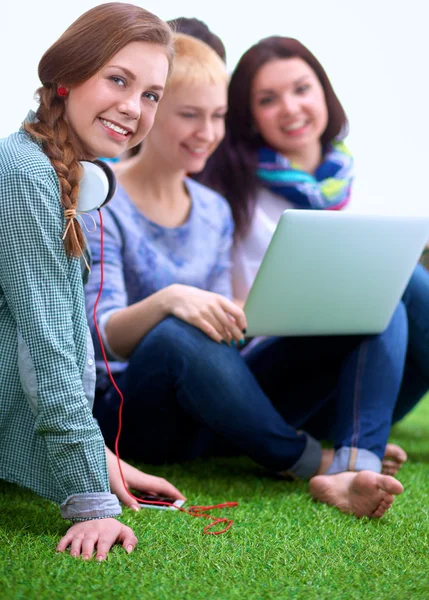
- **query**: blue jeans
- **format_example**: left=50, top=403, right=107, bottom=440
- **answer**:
left=394, top=264, right=429, bottom=421
left=94, top=301, right=407, bottom=479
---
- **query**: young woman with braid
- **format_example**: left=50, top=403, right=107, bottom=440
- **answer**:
left=0, top=3, right=185, bottom=560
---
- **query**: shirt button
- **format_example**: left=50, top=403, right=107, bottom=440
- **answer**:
left=88, top=359, right=94, bottom=366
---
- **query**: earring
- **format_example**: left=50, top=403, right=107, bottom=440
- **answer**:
left=57, top=87, right=68, bottom=97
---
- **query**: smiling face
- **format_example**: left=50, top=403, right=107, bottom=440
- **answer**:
left=63, top=41, right=170, bottom=160
left=144, top=81, right=227, bottom=174
left=251, top=57, right=328, bottom=165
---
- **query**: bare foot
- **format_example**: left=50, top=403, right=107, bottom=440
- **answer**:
left=309, top=471, right=404, bottom=518
left=382, top=443, right=407, bottom=476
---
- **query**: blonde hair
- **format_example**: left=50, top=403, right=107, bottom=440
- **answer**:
left=165, top=33, right=228, bottom=93
left=25, top=3, right=173, bottom=258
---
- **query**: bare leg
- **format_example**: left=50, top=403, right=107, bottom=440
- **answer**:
left=315, top=448, right=335, bottom=475
left=309, top=471, right=404, bottom=518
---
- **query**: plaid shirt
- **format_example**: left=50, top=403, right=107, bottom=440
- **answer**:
left=0, top=120, right=120, bottom=521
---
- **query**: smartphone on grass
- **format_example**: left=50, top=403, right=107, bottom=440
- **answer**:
left=137, top=495, right=185, bottom=511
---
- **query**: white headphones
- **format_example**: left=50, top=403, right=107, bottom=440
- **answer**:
left=77, top=160, right=116, bottom=214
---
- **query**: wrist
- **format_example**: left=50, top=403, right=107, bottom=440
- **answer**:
left=159, top=284, right=181, bottom=315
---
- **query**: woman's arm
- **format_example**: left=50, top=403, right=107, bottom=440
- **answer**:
left=105, top=284, right=247, bottom=357
left=85, top=209, right=247, bottom=359
left=84, top=208, right=180, bottom=358
left=206, top=198, right=235, bottom=299
left=103, top=286, right=174, bottom=357
left=0, top=169, right=117, bottom=518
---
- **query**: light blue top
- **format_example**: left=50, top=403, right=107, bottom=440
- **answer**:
left=84, top=177, right=234, bottom=385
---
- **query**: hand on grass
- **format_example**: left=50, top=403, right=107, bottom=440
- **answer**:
left=106, top=445, right=186, bottom=511
left=56, top=518, right=137, bottom=561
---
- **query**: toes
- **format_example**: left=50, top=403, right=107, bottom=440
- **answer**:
left=381, top=462, right=399, bottom=476
left=384, top=444, right=407, bottom=463
left=377, top=474, right=404, bottom=496
left=381, top=493, right=394, bottom=506
left=372, top=505, right=387, bottom=518
left=372, top=496, right=395, bottom=518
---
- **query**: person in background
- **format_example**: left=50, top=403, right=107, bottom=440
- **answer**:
left=168, top=16, right=226, bottom=62
left=85, top=34, right=406, bottom=521
left=0, top=2, right=184, bottom=561
left=199, top=35, right=426, bottom=496
left=116, top=15, right=227, bottom=164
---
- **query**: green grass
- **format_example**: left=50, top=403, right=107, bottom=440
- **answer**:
left=2, top=396, right=429, bottom=600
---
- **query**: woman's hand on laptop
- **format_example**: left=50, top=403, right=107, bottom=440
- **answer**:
left=166, top=284, right=247, bottom=345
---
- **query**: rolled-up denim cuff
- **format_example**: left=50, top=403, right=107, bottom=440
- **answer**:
left=278, top=433, right=322, bottom=480
left=60, top=492, right=122, bottom=522
left=326, top=447, right=382, bottom=475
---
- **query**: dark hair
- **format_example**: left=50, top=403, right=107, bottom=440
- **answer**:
left=25, top=2, right=173, bottom=257
left=199, top=36, right=348, bottom=238
left=167, top=17, right=226, bottom=62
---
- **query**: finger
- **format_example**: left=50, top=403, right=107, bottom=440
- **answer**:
left=81, top=536, right=97, bottom=560
left=225, top=313, right=247, bottom=345
left=95, top=530, right=119, bottom=562
left=56, top=531, right=74, bottom=553
left=118, top=527, right=138, bottom=555
left=199, top=308, right=229, bottom=340
left=114, top=486, right=140, bottom=511
left=191, top=317, right=224, bottom=343
left=220, top=298, right=247, bottom=332
left=210, top=305, right=244, bottom=344
left=223, top=327, right=232, bottom=343
left=69, top=535, right=84, bottom=558
left=143, top=476, right=186, bottom=500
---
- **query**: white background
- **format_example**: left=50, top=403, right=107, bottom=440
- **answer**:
left=2, top=0, right=428, bottom=216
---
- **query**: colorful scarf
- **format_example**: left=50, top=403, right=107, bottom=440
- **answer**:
left=257, top=141, right=354, bottom=210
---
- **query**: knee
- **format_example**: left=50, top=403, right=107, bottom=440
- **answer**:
left=131, top=316, right=247, bottom=378
left=143, top=316, right=217, bottom=357
left=150, top=315, right=245, bottom=369
left=126, top=316, right=206, bottom=374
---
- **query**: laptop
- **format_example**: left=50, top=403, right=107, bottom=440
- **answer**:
left=244, top=210, right=429, bottom=337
